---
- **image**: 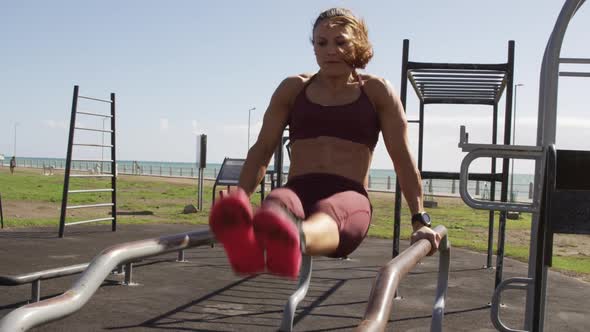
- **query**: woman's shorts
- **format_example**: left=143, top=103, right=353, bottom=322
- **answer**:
left=263, top=173, right=372, bottom=258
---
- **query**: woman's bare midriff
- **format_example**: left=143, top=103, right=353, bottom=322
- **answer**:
left=287, top=136, right=372, bottom=186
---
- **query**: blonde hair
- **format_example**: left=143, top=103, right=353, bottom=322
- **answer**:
left=312, top=8, right=373, bottom=69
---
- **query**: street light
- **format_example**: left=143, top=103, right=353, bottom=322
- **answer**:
left=13, top=122, right=19, bottom=158
left=510, top=83, right=524, bottom=202
left=247, top=107, right=256, bottom=153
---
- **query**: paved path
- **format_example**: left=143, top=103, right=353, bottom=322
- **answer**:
left=0, top=224, right=588, bottom=331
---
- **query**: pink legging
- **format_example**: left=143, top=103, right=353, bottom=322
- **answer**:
left=263, top=173, right=372, bottom=258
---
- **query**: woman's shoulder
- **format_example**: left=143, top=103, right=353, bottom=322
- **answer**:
left=274, top=73, right=314, bottom=104
left=359, top=73, right=400, bottom=102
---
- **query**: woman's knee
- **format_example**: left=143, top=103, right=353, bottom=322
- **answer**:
left=262, top=188, right=305, bottom=219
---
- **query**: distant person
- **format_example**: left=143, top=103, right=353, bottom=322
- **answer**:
left=209, top=8, right=441, bottom=279
left=9, top=156, right=16, bottom=174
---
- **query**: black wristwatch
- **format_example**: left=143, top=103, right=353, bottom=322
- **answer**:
left=411, top=212, right=432, bottom=228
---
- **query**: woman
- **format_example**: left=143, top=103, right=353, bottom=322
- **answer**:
left=210, top=8, right=441, bottom=279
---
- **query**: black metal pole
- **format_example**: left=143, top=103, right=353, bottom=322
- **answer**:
left=110, top=92, right=117, bottom=232
left=393, top=39, right=410, bottom=259
left=59, top=85, right=79, bottom=238
left=495, top=40, right=515, bottom=288
left=418, top=102, right=424, bottom=171
left=487, top=103, right=499, bottom=268
left=0, top=193, right=4, bottom=229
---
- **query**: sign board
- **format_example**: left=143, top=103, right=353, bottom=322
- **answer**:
left=196, top=134, right=207, bottom=169
left=215, top=158, right=246, bottom=186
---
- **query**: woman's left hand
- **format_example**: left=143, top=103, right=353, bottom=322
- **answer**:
left=411, top=226, right=442, bottom=256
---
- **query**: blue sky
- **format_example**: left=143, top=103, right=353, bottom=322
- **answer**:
left=1, top=1, right=588, bottom=172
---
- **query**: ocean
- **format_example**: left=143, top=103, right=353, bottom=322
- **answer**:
left=3, top=156, right=535, bottom=201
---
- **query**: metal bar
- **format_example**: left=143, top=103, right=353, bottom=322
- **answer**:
left=490, top=277, right=532, bottom=332
left=422, top=87, right=498, bottom=92
left=423, top=92, right=496, bottom=97
left=407, top=71, right=425, bottom=101
left=76, top=111, right=112, bottom=118
left=559, top=57, right=590, bottom=64
left=410, top=68, right=506, bottom=74
left=68, top=189, right=114, bottom=194
left=415, top=78, right=503, bottom=83
left=418, top=102, right=424, bottom=170
left=72, top=143, right=113, bottom=148
left=59, top=85, right=79, bottom=238
left=393, top=39, right=409, bottom=260
left=495, top=40, right=515, bottom=290
left=413, top=74, right=506, bottom=79
left=71, top=159, right=113, bottom=163
left=0, top=230, right=213, bottom=331
left=0, top=264, right=89, bottom=286
left=559, top=71, right=590, bottom=77
left=74, top=127, right=113, bottom=133
left=0, top=194, right=4, bottom=229
left=421, top=171, right=502, bottom=182
left=419, top=83, right=500, bottom=88
left=280, top=255, right=312, bottom=332
left=123, top=263, right=133, bottom=285
left=66, top=217, right=115, bottom=226
left=70, top=174, right=113, bottom=178
left=357, top=226, right=448, bottom=332
left=77, top=95, right=113, bottom=104
left=430, top=235, right=450, bottom=332
left=176, top=250, right=187, bottom=262
left=424, top=98, right=495, bottom=105
left=407, top=61, right=509, bottom=71
left=66, top=203, right=114, bottom=209
left=31, top=280, right=41, bottom=303
left=110, top=92, right=117, bottom=233
left=488, top=103, right=499, bottom=269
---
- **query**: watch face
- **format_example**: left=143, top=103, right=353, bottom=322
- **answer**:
left=422, top=213, right=431, bottom=226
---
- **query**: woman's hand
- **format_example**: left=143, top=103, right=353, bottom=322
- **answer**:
left=411, top=225, right=442, bottom=256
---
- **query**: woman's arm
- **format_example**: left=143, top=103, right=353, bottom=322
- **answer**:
left=367, top=77, right=441, bottom=254
left=238, top=76, right=304, bottom=196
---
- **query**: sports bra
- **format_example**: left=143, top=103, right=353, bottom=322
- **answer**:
left=288, top=74, right=380, bottom=151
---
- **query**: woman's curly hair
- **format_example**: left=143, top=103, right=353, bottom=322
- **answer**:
left=311, top=8, right=374, bottom=69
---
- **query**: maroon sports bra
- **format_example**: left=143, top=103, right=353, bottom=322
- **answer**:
left=288, top=75, right=380, bottom=151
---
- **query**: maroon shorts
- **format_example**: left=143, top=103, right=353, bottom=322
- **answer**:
left=263, top=173, right=372, bottom=258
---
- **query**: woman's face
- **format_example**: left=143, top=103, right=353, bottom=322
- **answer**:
left=313, top=21, right=355, bottom=75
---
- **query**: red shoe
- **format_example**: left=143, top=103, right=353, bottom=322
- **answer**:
left=253, top=206, right=302, bottom=279
left=209, top=189, right=264, bottom=275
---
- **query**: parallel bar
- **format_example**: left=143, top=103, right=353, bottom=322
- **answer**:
left=68, top=189, right=114, bottom=194
left=66, top=217, right=115, bottom=226
left=559, top=71, right=590, bottom=77
left=407, top=61, right=509, bottom=71
left=357, top=226, right=449, bottom=332
left=422, top=87, right=498, bottom=92
left=0, top=230, right=212, bottom=331
left=73, top=143, right=113, bottom=148
left=407, top=72, right=425, bottom=101
left=66, top=203, right=114, bottom=209
left=0, top=264, right=89, bottom=286
left=559, top=57, right=590, bottom=64
left=74, top=127, right=113, bottom=133
left=76, top=111, right=112, bottom=118
left=78, top=95, right=113, bottom=104
left=70, top=174, right=113, bottom=178
left=110, top=92, right=117, bottom=232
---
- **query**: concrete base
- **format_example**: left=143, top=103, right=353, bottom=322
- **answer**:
left=507, top=211, right=520, bottom=220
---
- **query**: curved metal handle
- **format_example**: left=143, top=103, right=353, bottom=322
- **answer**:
left=460, top=148, right=542, bottom=213
left=490, top=277, right=533, bottom=332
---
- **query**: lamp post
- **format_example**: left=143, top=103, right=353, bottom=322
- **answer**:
left=13, top=122, right=19, bottom=158
left=510, top=83, right=524, bottom=202
left=247, top=107, right=256, bottom=153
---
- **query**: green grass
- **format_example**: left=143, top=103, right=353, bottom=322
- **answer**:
left=1, top=168, right=589, bottom=280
